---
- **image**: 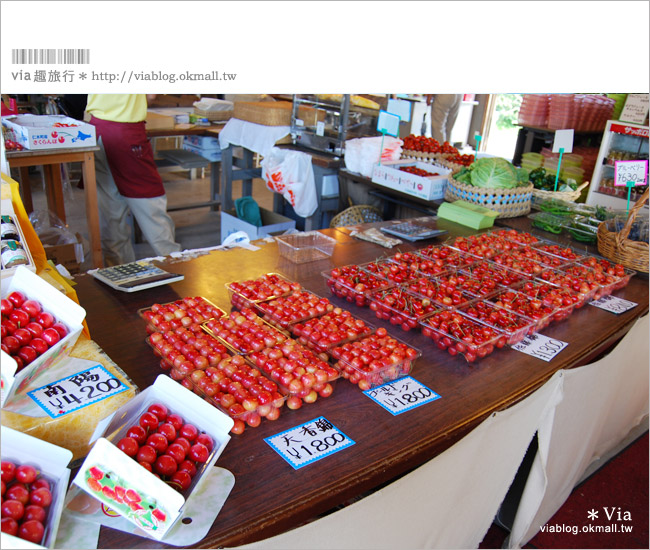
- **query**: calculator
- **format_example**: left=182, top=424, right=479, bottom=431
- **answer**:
left=92, top=260, right=184, bottom=292
left=380, top=221, right=448, bottom=242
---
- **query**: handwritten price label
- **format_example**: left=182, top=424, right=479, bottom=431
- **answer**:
left=28, top=365, right=127, bottom=418
left=614, top=160, right=648, bottom=187
left=265, top=417, right=355, bottom=470
left=364, top=376, right=440, bottom=415
left=590, top=295, right=638, bottom=314
left=511, top=334, right=568, bottom=362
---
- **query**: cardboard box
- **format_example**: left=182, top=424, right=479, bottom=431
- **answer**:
left=73, top=375, right=233, bottom=541
left=1, top=426, right=73, bottom=549
left=1, top=114, right=96, bottom=151
left=221, top=208, right=295, bottom=244
left=145, top=111, right=176, bottom=130
left=1, top=266, right=86, bottom=405
left=43, top=232, right=84, bottom=274
left=371, top=160, right=452, bottom=201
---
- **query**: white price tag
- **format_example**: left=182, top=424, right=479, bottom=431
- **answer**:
left=552, top=129, right=574, bottom=153
left=614, top=160, right=648, bottom=187
left=590, top=294, right=638, bottom=314
left=511, top=334, right=568, bottom=362
left=265, top=417, right=355, bottom=470
left=27, top=365, right=128, bottom=418
left=316, top=121, right=325, bottom=136
left=364, top=376, right=440, bottom=415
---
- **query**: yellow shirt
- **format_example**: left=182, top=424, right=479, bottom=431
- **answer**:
left=86, top=94, right=148, bottom=123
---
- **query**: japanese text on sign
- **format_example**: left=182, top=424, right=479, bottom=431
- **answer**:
left=28, top=365, right=127, bottom=418
left=590, top=294, right=638, bottom=314
left=364, top=376, right=441, bottom=415
left=511, top=333, right=568, bottom=362
left=264, top=417, right=355, bottom=469
left=614, top=160, right=648, bottom=187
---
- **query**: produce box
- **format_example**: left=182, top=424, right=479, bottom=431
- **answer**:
left=1, top=426, right=73, bottom=549
left=73, top=375, right=233, bottom=541
left=233, top=101, right=324, bottom=127
left=42, top=233, right=84, bottom=274
left=1, top=266, right=86, bottom=406
left=1, top=114, right=96, bottom=151
left=145, top=111, right=176, bottom=131
left=220, top=208, right=295, bottom=244
left=371, top=160, right=451, bottom=200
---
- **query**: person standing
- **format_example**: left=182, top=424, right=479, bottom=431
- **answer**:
left=426, top=94, right=463, bottom=144
left=86, top=94, right=181, bottom=266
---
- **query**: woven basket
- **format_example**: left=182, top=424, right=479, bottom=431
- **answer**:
left=194, top=108, right=232, bottom=122
left=531, top=181, right=590, bottom=208
left=445, top=174, right=533, bottom=218
left=330, top=205, right=383, bottom=228
left=597, top=187, right=649, bottom=273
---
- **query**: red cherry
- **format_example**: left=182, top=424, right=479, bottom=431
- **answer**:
left=126, top=425, right=147, bottom=445
left=169, top=470, right=192, bottom=492
left=6, top=483, right=29, bottom=505
left=29, top=487, right=52, bottom=507
left=1, top=461, right=16, bottom=483
left=136, top=444, right=157, bottom=464
left=18, top=519, right=45, bottom=544
left=15, top=464, right=38, bottom=484
left=23, top=504, right=46, bottom=523
left=6, top=291, right=26, bottom=308
left=1, top=499, right=24, bottom=521
left=1, top=517, right=19, bottom=536
left=179, top=423, right=198, bottom=442
left=154, top=455, right=178, bottom=477
left=139, top=411, right=159, bottom=431
left=147, top=403, right=168, bottom=422
left=146, top=433, right=168, bottom=454
left=116, top=437, right=139, bottom=457
left=189, top=442, right=209, bottom=463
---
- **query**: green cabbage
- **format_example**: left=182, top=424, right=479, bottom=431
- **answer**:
left=467, top=157, right=529, bottom=189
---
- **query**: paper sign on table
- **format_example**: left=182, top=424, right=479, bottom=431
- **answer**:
left=614, top=160, right=648, bottom=187
left=265, top=417, right=355, bottom=470
left=590, top=294, right=638, bottom=314
left=27, top=365, right=128, bottom=418
left=363, top=376, right=440, bottom=415
left=511, top=333, right=568, bottom=362
left=552, top=129, right=574, bottom=153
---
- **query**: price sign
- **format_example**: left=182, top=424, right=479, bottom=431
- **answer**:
left=316, top=120, right=325, bottom=136
left=511, top=333, right=568, bottom=362
left=265, top=417, right=355, bottom=470
left=363, top=376, right=440, bottom=415
left=614, top=160, right=648, bottom=187
left=552, top=130, right=574, bottom=153
left=387, top=99, right=411, bottom=123
left=28, top=365, right=128, bottom=418
left=377, top=110, right=401, bottom=138
left=590, top=294, right=638, bottom=314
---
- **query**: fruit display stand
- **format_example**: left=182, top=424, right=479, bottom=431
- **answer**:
left=46, top=220, right=649, bottom=549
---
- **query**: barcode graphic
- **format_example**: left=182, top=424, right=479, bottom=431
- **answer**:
left=11, top=49, right=90, bottom=64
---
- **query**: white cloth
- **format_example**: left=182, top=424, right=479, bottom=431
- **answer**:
left=95, top=137, right=181, bottom=265
left=218, top=119, right=290, bottom=157
left=234, top=372, right=564, bottom=550
left=508, top=314, right=650, bottom=549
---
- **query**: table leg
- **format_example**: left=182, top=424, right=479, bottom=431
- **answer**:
left=43, top=164, right=67, bottom=224
left=210, top=161, right=221, bottom=211
left=81, top=152, right=104, bottom=269
left=242, top=149, right=254, bottom=198
left=18, top=167, right=34, bottom=214
left=221, top=146, right=234, bottom=213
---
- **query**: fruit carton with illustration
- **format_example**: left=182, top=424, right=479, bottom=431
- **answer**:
left=371, top=160, right=451, bottom=200
left=72, top=375, right=233, bottom=541
left=1, top=426, right=73, bottom=549
left=1, top=266, right=86, bottom=406
left=1, top=114, right=96, bottom=151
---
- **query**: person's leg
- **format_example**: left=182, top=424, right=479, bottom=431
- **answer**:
left=444, top=94, right=463, bottom=143
left=125, top=195, right=181, bottom=257
left=94, top=137, right=136, bottom=265
left=429, top=97, right=448, bottom=143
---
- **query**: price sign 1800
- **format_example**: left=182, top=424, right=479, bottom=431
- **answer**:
left=511, top=334, right=568, bottom=362
left=364, top=376, right=441, bottom=415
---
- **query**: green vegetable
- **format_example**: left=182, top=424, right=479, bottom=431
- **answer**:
left=454, top=166, right=473, bottom=185
left=468, top=157, right=529, bottom=189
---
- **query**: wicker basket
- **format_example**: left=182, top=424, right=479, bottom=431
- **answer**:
left=194, top=108, right=233, bottom=122
left=597, top=187, right=649, bottom=273
left=445, top=174, right=533, bottom=218
left=330, top=205, right=383, bottom=228
left=531, top=181, right=590, bottom=208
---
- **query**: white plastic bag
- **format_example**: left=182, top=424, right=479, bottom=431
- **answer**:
left=344, top=136, right=403, bottom=178
left=261, top=148, right=318, bottom=218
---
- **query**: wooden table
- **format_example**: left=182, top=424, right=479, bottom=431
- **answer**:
left=7, top=146, right=103, bottom=269
left=70, top=220, right=649, bottom=549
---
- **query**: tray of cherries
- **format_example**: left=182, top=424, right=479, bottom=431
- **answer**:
left=416, top=244, right=479, bottom=270
left=486, top=288, right=557, bottom=333
left=226, top=273, right=301, bottom=310
left=490, top=228, right=540, bottom=246
left=290, top=308, right=374, bottom=352
left=330, top=327, right=420, bottom=390
left=450, top=232, right=521, bottom=259
left=577, top=256, right=636, bottom=292
left=459, top=300, right=535, bottom=345
left=402, top=276, right=475, bottom=309
left=139, top=296, right=226, bottom=334
left=368, top=286, right=438, bottom=331
left=388, top=251, right=465, bottom=278
left=323, top=264, right=393, bottom=307
left=253, top=290, right=334, bottom=330
left=515, top=280, right=583, bottom=321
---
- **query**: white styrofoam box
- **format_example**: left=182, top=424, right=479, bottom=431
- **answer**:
left=182, top=142, right=221, bottom=162
left=321, top=174, right=339, bottom=197
left=1, top=114, right=96, bottom=151
left=1, top=266, right=86, bottom=405
left=73, top=375, right=233, bottom=541
left=371, top=160, right=452, bottom=201
left=221, top=208, right=295, bottom=244
left=1, top=199, right=36, bottom=278
left=1, top=426, right=73, bottom=549
left=183, top=135, right=221, bottom=150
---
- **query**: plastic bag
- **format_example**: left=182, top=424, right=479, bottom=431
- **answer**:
left=28, top=210, right=78, bottom=247
left=344, top=136, right=403, bottom=178
left=261, top=147, right=318, bottom=218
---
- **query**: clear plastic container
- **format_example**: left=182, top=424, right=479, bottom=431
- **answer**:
left=289, top=309, right=375, bottom=353
left=367, top=286, right=441, bottom=330
left=534, top=268, right=598, bottom=307
left=138, top=297, right=227, bottom=334
left=459, top=261, right=525, bottom=290
left=416, top=244, right=480, bottom=268
left=489, top=228, right=541, bottom=246
left=322, top=265, right=394, bottom=307
left=512, top=280, right=580, bottom=322
left=359, top=258, right=425, bottom=285
left=419, top=309, right=508, bottom=363
left=449, top=233, right=522, bottom=259
left=459, top=299, right=535, bottom=345
left=330, top=330, right=421, bottom=389
left=530, top=241, right=589, bottom=263
left=253, top=290, right=334, bottom=330
left=226, top=273, right=300, bottom=310
left=489, top=250, right=557, bottom=278
left=576, top=257, right=636, bottom=294
left=389, top=250, right=473, bottom=278
left=486, top=288, right=557, bottom=333
left=401, top=275, right=477, bottom=309
left=275, top=232, right=337, bottom=263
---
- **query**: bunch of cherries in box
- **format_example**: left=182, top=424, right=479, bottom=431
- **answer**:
left=1, top=460, right=54, bottom=544
left=325, top=265, right=390, bottom=307
left=291, top=308, right=373, bottom=352
left=204, top=308, right=287, bottom=354
left=140, top=296, right=225, bottom=334
left=369, top=287, right=438, bottom=331
left=115, top=403, right=214, bottom=493
left=1, top=291, right=68, bottom=371
left=255, top=291, right=334, bottom=329
left=228, top=274, right=301, bottom=309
